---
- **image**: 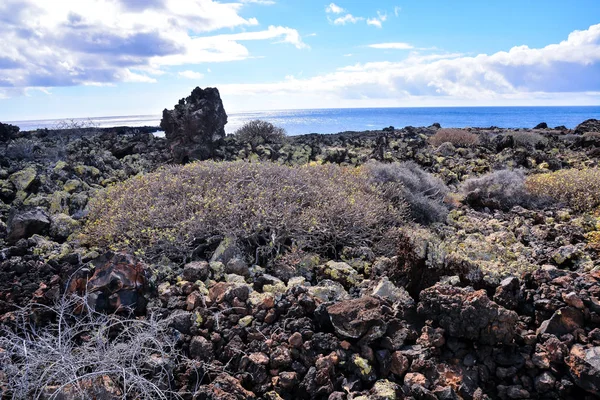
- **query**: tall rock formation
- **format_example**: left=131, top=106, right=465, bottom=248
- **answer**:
left=160, top=87, right=227, bottom=163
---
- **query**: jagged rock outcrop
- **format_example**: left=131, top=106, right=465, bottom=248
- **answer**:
left=160, top=87, right=227, bottom=163
left=575, top=118, right=600, bottom=134
left=418, top=284, right=518, bottom=345
left=0, top=122, right=19, bottom=142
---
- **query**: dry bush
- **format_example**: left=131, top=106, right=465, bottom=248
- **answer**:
left=235, top=120, right=286, bottom=149
left=460, top=170, right=544, bottom=211
left=364, top=161, right=449, bottom=224
left=429, top=128, right=479, bottom=147
left=526, top=168, right=600, bottom=212
left=81, top=161, right=407, bottom=260
left=0, top=295, right=180, bottom=399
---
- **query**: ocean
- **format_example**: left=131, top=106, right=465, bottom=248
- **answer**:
left=8, top=106, right=600, bottom=136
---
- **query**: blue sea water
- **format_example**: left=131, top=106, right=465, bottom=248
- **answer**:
left=8, top=106, right=600, bottom=136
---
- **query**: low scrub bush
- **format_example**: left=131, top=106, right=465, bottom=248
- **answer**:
left=460, top=170, right=543, bottom=211
left=235, top=120, right=286, bottom=149
left=0, top=295, right=180, bottom=399
left=429, top=128, right=479, bottom=147
left=364, top=161, right=449, bottom=224
left=81, top=161, right=407, bottom=260
left=526, top=168, right=600, bottom=212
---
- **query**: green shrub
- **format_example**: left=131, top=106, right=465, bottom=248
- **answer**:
left=81, top=161, right=407, bottom=260
left=526, top=168, right=600, bottom=212
left=429, top=128, right=479, bottom=147
left=364, top=161, right=449, bottom=224
left=235, top=120, right=286, bottom=149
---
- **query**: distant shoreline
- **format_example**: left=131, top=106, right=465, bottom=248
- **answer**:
left=6, top=105, right=600, bottom=135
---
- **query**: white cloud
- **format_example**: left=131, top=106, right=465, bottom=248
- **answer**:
left=240, top=0, right=276, bottom=4
left=366, top=18, right=382, bottom=28
left=332, top=14, right=364, bottom=25
left=178, top=70, right=205, bottom=80
left=367, top=11, right=387, bottom=28
left=0, top=0, right=306, bottom=91
left=219, top=24, right=600, bottom=107
left=326, top=3, right=345, bottom=14
left=394, top=6, right=401, bottom=17
left=369, top=43, right=414, bottom=50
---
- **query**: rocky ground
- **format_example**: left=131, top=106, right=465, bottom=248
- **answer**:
left=0, top=108, right=600, bottom=399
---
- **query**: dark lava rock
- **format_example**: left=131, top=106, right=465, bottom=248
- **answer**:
left=7, top=207, right=50, bottom=243
left=183, top=261, right=210, bottom=282
left=536, top=306, right=584, bottom=337
left=327, top=296, right=387, bottom=344
left=566, top=345, right=600, bottom=395
left=418, top=284, right=518, bottom=345
left=0, top=121, right=19, bottom=142
left=194, top=373, right=256, bottom=399
left=493, top=276, right=520, bottom=310
left=160, top=87, right=227, bottom=163
left=575, top=119, right=600, bottom=134
left=534, top=122, right=548, bottom=129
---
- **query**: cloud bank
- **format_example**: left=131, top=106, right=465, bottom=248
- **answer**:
left=220, top=24, right=600, bottom=106
left=0, top=0, right=305, bottom=93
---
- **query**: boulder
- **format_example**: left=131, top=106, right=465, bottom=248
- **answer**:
left=183, top=261, right=210, bottom=282
left=194, top=373, right=256, bottom=400
left=85, top=252, right=149, bottom=314
left=536, top=307, right=584, bottom=337
left=49, top=213, right=80, bottom=241
left=7, top=207, right=50, bottom=242
left=160, top=87, right=227, bottom=163
left=210, top=236, right=243, bottom=265
left=566, top=345, right=600, bottom=395
left=493, top=276, right=520, bottom=310
left=9, top=167, right=37, bottom=192
left=327, top=296, right=387, bottom=343
left=319, top=260, right=361, bottom=288
left=418, top=284, right=518, bottom=345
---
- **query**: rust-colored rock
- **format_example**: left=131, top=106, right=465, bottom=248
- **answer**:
left=566, top=345, right=600, bottom=395
left=85, top=252, right=149, bottom=314
left=327, top=296, right=387, bottom=343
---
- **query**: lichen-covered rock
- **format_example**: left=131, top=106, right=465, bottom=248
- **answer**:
left=160, top=87, right=227, bottom=163
left=319, top=260, right=361, bottom=288
left=49, top=213, right=80, bottom=241
left=9, top=167, right=37, bottom=192
left=418, top=284, right=518, bottom=345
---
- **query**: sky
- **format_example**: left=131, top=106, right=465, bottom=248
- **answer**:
left=1, top=0, right=600, bottom=121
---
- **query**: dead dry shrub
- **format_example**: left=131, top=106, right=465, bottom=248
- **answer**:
left=460, top=169, right=544, bottom=211
left=0, top=295, right=181, bottom=399
left=525, top=168, right=600, bottom=212
left=81, top=161, right=408, bottom=260
left=364, top=161, right=449, bottom=224
left=429, top=128, right=479, bottom=147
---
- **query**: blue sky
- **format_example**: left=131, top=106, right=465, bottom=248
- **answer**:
left=1, top=0, right=600, bottom=121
